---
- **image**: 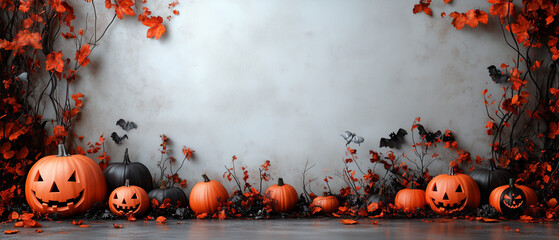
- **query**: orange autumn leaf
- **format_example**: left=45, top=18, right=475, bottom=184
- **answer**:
left=127, top=214, right=137, bottom=222
left=22, top=18, right=33, bottom=28
left=114, top=0, right=136, bottom=19
left=4, top=230, right=19, bottom=234
left=218, top=210, right=226, bottom=220
left=156, top=216, right=167, bottom=224
left=72, top=220, right=83, bottom=225
left=78, top=224, right=91, bottom=228
left=71, top=92, right=84, bottom=108
left=339, top=219, right=359, bottom=225
left=113, top=224, right=123, bottom=228
left=46, top=51, right=64, bottom=73
left=13, top=30, right=42, bottom=49
left=75, top=44, right=91, bottom=67
left=35, top=229, right=43, bottom=233
left=61, top=32, right=76, bottom=39
left=413, top=0, right=432, bottom=16
left=173, top=10, right=179, bottom=15
left=196, top=213, right=208, bottom=219
left=8, top=211, right=19, bottom=220
left=489, top=0, right=515, bottom=21
left=549, top=122, right=559, bottom=139
left=53, top=125, right=67, bottom=138
left=142, top=16, right=165, bottom=39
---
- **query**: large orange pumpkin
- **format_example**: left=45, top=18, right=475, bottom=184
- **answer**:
left=25, top=144, right=106, bottom=216
left=311, top=192, right=339, bottom=214
left=265, top=178, right=298, bottom=213
left=395, top=184, right=426, bottom=211
left=189, top=174, right=229, bottom=215
left=108, top=179, right=150, bottom=216
left=425, top=167, right=480, bottom=215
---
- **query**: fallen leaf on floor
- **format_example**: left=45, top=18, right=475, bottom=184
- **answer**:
left=481, top=218, right=500, bottom=223
left=113, top=224, right=123, bottom=228
left=4, top=230, right=19, bottom=234
left=156, top=216, right=167, bottom=224
left=72, top=220, right=84, bottom=225
left=78, top=224, right=91, bottom=228
left=35, top=229, right=43, bottom=233
left=371, top=221, right=379, bottom=225
left=127, top=215, right=137, bottom=222
left=196, top=213, right=207, bottom=219
left=339, top=219, right=358, bottom=225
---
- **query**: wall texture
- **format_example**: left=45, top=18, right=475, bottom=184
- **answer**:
left=66, top=0, right=515, bottom=193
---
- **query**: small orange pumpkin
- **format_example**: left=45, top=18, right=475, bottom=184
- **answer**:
left=189, top=174, right=229, bottom=215
left=425, top=167, right=480, bottom=215
left=108, top=179, right=150, bottom=216
left=25, top=144, right=106, bottom=216
left=311, top=192, right=339, bottom=214
left=265, top=178, right=298, bottom=213
left=395, top=183, right=426, bottom=211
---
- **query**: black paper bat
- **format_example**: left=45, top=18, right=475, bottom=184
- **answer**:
left=111, top=132, right=128, bottom=144
left=340, top=131, right=365, bottom=146
left=487, top=65, right=509, bottom=84
left=379, top=128, right=407, bottom=149
left=416, top=124, right=441, bottom=143
left=442, top=130, right=455, bottom=143
left=116, top=119, right=137, bottom=131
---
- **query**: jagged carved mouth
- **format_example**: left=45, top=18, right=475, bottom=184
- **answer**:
left=113, top=203, right=140, bottom=213
left=504, top=200, right=523, bottom=209
left=33, top=189, right=84, bottom=208
left=431, top=197, right=467, bottom=212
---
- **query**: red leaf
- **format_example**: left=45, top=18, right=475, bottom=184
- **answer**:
left=14, top=30, right=42, bottom=49
left=142, top=16, right=165, bottom=39
left=155, top=216, right=167, bottom=224
left=75, top=44, right=91, bottom=67
left=46, top=51, right=64, bottom=73
left=339, top=219, right=359, bottom=225
left=113, top=224, right=123, bottom=228
left=4, top=230, right=19, bottom=234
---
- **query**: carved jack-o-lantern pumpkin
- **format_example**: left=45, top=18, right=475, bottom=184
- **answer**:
left=489, top=179, right=527, bottom=218
left=108, top=179, right=149, bottom=216
left=425, top=167, right=480, bottom=215
left=25, top=144, right=107, bottom=216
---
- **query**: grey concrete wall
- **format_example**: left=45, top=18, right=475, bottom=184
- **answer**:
left=57, top=1, right=513, bottom=193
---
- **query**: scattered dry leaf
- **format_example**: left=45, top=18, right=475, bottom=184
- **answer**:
left=339, top=219, right=359, bottom=225
left=4, top=230, right=19, bottom=234
left=113, top=224, right=123, bottom=228
left=156, top=216, right=167, bottom=224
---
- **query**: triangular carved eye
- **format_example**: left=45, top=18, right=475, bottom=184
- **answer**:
left=114, top=193, right=118, bottom=199
left=432, top=184, right=437, bottom=192
left=68, top=171, right=76, bottom=182
left=514, top=195, right=522, bottom=199
left=456, top=184, right=463, bottom=193
left=504, top=194, right=511, bottom=200
left=36, top=172, right=43, bottom=182
left=131, top=193, right=138, bottom=199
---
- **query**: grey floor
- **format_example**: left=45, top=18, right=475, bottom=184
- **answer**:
left=1, top=218, right=558, bottom=239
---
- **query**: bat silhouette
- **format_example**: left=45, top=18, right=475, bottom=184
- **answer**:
left=116, top=119, right=137, bottom=132
left=487, top=65, right=509, bottom=84
left=340, top=131, right=365, bottom=146
left=416, top=124, right=441, bottom=143
left=379, top=128, right=407, bottom=149
left=442, top=130, right=455, bottom=143
left=111, top=132, right=128, bottom=144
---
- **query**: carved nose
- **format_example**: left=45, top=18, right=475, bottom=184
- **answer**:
left=50, top=182, right=60, bottom=192
left=443, top=193, right=449, bottom=200
left=122, top=199, right=127, bottom=204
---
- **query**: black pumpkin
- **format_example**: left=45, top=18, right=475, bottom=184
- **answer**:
left=489, top=179, right=527, bottom=218
left=469, top=159, right=512, bottom=204
left=148, top=180, right=188, bottom=207
left=103, top=148, right=153, bottom=195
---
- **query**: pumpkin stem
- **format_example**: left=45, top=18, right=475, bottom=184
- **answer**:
left=160, top=180, right=167, bottom=189
left=409, top=181, right=416, bottom=189
left=322, top=191, right=328, bottom=197
left=509, top=178, right=514, bottom=187
left=489, top=158, right=497, bottom=170
left=202, top=174, right=210, bottom=182
left=123, top=148, right=131, bottom=164
left=57, top=144, right=70, bottom=157
left=125, top=179, right=130, bottom=187
left=278, top=178, right=284, bottom=186
left=448, top=166, right=455, bottom=175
